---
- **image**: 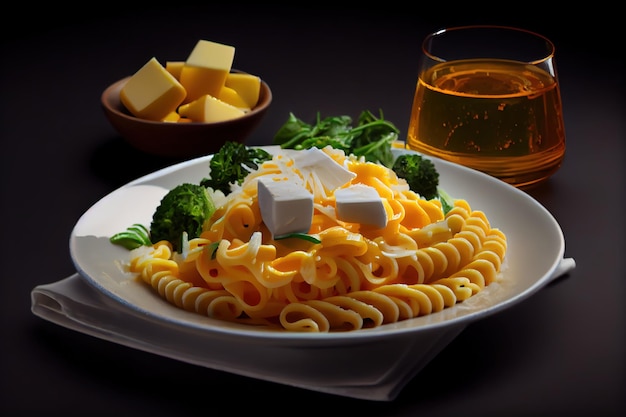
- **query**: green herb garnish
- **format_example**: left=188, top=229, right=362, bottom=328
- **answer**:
left=207, top=241, right=220, bottom=259
left=273, top=110, right=398, bottom=168
left=110, top=223, right=151, bottom=250
left=274, top=233, right=322, bottom=244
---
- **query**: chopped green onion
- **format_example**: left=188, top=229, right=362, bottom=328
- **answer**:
left=438, top=188, right=455, bottom=215
left=110, top=223, right=151, bottom=250
left=274, top=233, right=321, bottom=244
left=207, top=241, right=220, bottom=259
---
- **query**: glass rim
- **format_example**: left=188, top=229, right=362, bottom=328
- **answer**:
left=422, top=25, right=556, bottom=65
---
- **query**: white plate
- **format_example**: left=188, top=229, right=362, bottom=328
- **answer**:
left=69, top=146, right=565, bottom=399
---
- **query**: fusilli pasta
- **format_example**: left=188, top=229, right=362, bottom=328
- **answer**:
left=128, top=147, right=507, bottom=332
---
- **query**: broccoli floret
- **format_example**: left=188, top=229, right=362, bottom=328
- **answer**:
left=392, top=154, right=439, bottom=200
left=150, top=183, right=216, bottom=252
left=200, top=141, right=272, bottom=195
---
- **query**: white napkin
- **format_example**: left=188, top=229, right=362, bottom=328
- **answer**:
left=30, top=257, right=576, bottom=400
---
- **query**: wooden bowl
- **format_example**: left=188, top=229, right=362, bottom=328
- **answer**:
left=101, top=71, right=272, bottom=158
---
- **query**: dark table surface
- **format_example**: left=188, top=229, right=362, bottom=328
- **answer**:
left=2, top=5, right=624, bottom=416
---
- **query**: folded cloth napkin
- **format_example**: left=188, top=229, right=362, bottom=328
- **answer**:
left=30, top=257, right=576, bottom=400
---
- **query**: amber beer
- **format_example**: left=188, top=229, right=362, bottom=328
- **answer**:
left=407, top=27, right=566, bottom=189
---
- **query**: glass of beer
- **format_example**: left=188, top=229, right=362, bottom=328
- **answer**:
left=406, top=25, right=566, bottom=189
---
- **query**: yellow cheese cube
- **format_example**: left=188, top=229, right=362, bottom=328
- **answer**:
left=178, top=94, right=246, bottom=123
left=225, top=73, right=261, bottom=108
left=179, top=40, right=235, bottom=103
left=161, top=111, right=181, bottom=123
left=120, top=57, right=186, bottom=121
left=218, top=86, right=250, bottom=111
left=165, top=61, right=184, bottom=80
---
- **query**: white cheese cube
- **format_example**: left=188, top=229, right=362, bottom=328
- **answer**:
left=291, top=148, right=356, bottom=192
left=335, top=184, right=388, bottom=228
left=257, top=178, right=314, bottom=237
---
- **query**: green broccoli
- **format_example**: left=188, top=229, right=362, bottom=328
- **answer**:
left=392, top=153, right=439, bottom=200
left=200, top=141, right=272, bottom=195
left=149, top=183, right=216, bottom=252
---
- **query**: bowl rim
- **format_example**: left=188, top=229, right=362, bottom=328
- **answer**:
left=101, top=69, right=272, bottom=127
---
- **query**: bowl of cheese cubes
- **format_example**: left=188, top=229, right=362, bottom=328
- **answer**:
left=101, top=39, right=272, bottom=158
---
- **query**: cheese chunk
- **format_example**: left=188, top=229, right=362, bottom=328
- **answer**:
left=291, top=148, right=356, bottom=192
left=177, top=94, right=245, bottom=123
left=179, top=40, right=235, bottom=103
left=217, top=86, right=250, bottom=111
left=225, top=73, right=261, bottom=108
left=257, top=178, right=313, bottom=237
left=165, top=61, right=184, bottom=80
left=161, top=111, right=181, bottom=123
left=120, top=57, right=187, bottom=121
left=335, top=184, right=388, bottom=228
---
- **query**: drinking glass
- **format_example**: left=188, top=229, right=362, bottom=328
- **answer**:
left=406, top=25, right=566, bottom=189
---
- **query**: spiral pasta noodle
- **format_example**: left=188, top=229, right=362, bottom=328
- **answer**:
left=128, top=147, right=507, bottom=332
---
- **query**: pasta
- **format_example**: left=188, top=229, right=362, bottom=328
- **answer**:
left=128, top=146, right=507, bottom=332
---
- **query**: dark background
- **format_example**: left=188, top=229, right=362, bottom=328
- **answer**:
left=2, top=4, right=624, bottom=416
